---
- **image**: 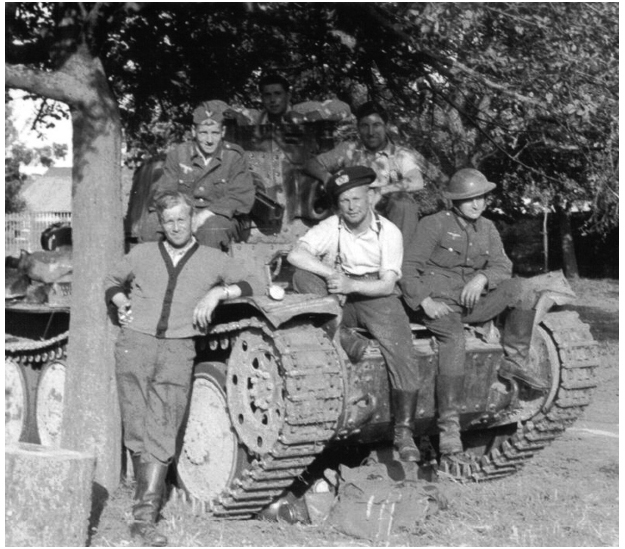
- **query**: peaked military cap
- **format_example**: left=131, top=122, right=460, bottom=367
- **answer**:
left=326, top=166, right=377, bottom=200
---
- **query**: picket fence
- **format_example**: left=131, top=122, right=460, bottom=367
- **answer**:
left=5, top=211, right=72, bottom=258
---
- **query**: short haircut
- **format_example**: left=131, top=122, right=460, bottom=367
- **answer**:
left=258, top=72, right=290, bottom=94
left=155, top=191, right=193, bottom=220
left=355, top=101, right=389, bottom=124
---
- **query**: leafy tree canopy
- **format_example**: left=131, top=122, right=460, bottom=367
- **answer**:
left=6, top=2, right=618, bottom=232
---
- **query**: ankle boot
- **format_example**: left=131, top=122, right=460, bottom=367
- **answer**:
left=436, top=376, right=465, bottom=456
left=499, top=309, right=550, bottom=391
left=392, top=389, right=420, bottom=462
left=131, top=461, right=168, bottom=547
left=339, top=326, right=369, bottom=362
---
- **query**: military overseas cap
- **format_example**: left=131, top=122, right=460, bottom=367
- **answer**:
left=192, top=100, right=230, bottom=125
left=326, top=166, right=377, bottom=200
left=444, top=168, right=497, bottom=201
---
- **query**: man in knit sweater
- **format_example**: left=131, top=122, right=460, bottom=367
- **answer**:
left=104, top=191, right=255, bottom=546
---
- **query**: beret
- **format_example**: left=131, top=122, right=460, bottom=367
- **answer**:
left=326, top=166, right=377, bottom=200
left=192, top=100, right=230, bottom=125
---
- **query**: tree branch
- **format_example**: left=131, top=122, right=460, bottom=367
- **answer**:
left=5, top=63, right=92, bottom=106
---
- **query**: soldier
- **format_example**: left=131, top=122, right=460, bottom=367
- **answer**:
left=255, top=72, right=304, bottom=125
left=399, top=168, right=550, bottom=467
left=304, top=101, right=424, bottom=242
left=153, top=100, right=256, bottom=250
left=287, top=166, right=421, bottom=463
left=105, top=191, right=256, bottom=546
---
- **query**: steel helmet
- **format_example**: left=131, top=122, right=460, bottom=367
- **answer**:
left=443, top=168, right=497, bottom=200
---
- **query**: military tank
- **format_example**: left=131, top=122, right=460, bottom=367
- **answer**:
left=5, top=119, right=598, bottom=522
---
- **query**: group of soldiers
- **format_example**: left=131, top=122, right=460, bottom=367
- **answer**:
left=104, top=73, right=548, bottom=546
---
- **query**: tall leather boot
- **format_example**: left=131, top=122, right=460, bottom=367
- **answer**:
left=130, top=461, right=168, bottom=547
left=392, top=389, right=420, bottom=462
left=498, top=309, right=550, bottom=390
left=436, top=375, right=465, bottom=457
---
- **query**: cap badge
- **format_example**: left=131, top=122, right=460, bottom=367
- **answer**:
left=336, top=174, right=350, bottom=185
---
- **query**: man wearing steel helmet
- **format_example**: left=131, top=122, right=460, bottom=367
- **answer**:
left=400, top=168, right=549, bottom=467
left=153, top=100, right=256, bottom=250
left=287, top=166, right=421, bottom=463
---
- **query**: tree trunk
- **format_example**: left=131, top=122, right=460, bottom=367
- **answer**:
left=6, top=45, right=126, bottom=494
left=5, top=442, right=96, bottom=546
left=59, top=50, right=124, bottom=494
left=557, top=207, right=579, bottom=278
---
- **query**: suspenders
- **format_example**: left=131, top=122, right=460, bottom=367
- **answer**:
left=334, top=212, right=382, bottom=273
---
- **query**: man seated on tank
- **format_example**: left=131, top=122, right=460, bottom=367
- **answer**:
left=255, top=72, right=304, bottom=126
left=152, top=100, right=256, bottom=250
left=104, top=191, right=255, bottom=546
left=304, top=101, right=424, bottom=243
left=399, top=168, right=550, bottom=468
left=287, top=166, right=421, bottom=464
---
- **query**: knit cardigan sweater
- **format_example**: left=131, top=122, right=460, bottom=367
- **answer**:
left=104, top=241, right=252, bottom=338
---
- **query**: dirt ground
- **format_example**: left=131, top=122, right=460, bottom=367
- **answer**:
left=90, top=278, right=619, bottom=547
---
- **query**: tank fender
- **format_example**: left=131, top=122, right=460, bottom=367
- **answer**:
left=237, top=293, right=341, bottom=329
left=514, top=270, right=577, bottom=325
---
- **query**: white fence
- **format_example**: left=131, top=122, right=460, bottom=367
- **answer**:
left=5, top=211, right=72, bottom=257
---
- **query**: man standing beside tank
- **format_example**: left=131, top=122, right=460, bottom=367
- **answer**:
left=399, top=168, right=550, bottom=468
left=153, top=100, right=256, bottom=250
left=304, top=101, right=424, bottom=242
left=105, top=191, right=256, bottom=546
left=287, top=166, right=421, bottom=463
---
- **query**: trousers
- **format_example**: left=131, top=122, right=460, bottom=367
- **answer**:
left=421, top=278, right=529, bottom=377
left=115, top=328, right=195, bottom=464
left=293, top=268, right=418, bottom=391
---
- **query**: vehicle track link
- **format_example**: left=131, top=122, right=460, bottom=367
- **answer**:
left=175, top=317, right=344, bottom=518
left=5, top=332, right=69, bottom=364
left=441, top=310, right=598, bottom=481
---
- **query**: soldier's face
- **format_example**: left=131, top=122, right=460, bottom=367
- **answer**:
left=160, top=203, right=193, bottom=248
left=358, top=114, right=388, bottom=152
left=193, top=122, right=224, bottom=156
left=455, top=195, right=487, bottom=220
left=261, top=84, right=290, bottom=117
left=337, top=186, right=373, bottom=229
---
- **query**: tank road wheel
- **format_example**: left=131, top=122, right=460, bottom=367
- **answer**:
left=449, top=311, right=599, bottom=481
left=177, top=362, right=249, bottom=505
left=226, top=329, right=286, bottom=454
left=175, top=321, right=344, bottom=519
left=5, top=357, right=28, bottom=445
left=36, top=359, right=67, bottom=447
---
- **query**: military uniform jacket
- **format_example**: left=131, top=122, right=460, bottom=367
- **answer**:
left=400, top=209, right=512, bottom=310
left=156, top=141, right=255, bottom=219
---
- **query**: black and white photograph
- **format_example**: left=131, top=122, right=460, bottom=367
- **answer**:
left=5, top=2, right=618, bottom=547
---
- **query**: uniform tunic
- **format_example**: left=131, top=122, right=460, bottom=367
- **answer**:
left=156, top=141, right=255, bottom=219
left=400, top=209, right=523, bottom=379
left=292, top=212, right=418, bottom=391
left=104, top=240, right=253, bottom=463
left=400, top=209, right=512, bottom=311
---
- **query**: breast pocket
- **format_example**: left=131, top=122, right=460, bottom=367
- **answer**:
left=177, top=173, right=196, bottom=192
left=432, top=234, right=464, bottom=268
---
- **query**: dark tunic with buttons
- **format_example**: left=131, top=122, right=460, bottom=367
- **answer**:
left=400, top=209, right=512, bottom=311
left=155, top=140, right=255, bottom=219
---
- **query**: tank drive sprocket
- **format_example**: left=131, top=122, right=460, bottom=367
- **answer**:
left=176, top=317, right=345, bottom=518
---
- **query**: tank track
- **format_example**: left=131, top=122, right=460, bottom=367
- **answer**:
left=5, top=332, right=69, bottom=364
left=442, top=310, right=599, bottom=480
left=174, top=317, right=344, bottom=519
